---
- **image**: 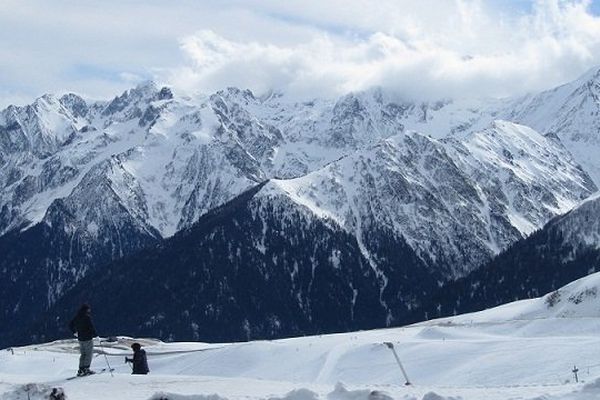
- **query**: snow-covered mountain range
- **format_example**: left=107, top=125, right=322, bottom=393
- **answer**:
left=1, top=67, right=600, bottom=347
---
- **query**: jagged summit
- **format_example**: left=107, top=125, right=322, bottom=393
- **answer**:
left=572, top=64, right=600, bottom=86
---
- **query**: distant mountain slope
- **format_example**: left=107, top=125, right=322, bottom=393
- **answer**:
left=414, top=193, right=600, bottom=321
left=272, top=122, right=595, bottom=278
left=20, top=181, right=437, bottom=346
left=462, top=270, right=600, bottom=323
left=1, top=83, right=474, bottom=239
left=0, top=159, right=161, bottom=339
left=507, top=67, right=600, bottom=185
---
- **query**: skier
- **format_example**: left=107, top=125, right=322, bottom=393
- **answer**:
left=69, top=303, right=98, bottom=376
left=125, top=342, right=149, bottom=374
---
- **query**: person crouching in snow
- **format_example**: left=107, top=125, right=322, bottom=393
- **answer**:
left=69, top=303, right=97, bottom=376
left=125, top=343, right=149, bottom=374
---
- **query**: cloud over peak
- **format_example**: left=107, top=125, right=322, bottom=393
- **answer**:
left=2, top=0, right=600, bottom=106
left=166, top=0, right=600, bottom=101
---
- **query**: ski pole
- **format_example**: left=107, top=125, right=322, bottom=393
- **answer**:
left=384, top=342, right=411, bottom=385
left=98, top=338, right=114, bottom=377
left=126, top=359, right=133, bottom=371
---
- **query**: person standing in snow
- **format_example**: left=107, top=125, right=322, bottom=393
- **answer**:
left=125, top=342, right=149, bottom=374
left=69, top=303, right=98, bottom=376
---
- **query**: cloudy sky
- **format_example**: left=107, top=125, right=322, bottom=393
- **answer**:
left=2, top=0, right=600, bottom=106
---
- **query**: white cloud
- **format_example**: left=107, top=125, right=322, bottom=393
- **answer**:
left=165, top=0, right=600, bottom=100
left=1, top=0, right=600, bottom=106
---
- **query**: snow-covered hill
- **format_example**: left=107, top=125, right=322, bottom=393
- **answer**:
left=5, top=272, right=600, bottom=400
left=447, top=268, right=600, bottom=322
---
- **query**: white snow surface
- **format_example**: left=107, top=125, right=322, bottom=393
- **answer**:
left=5, top=272, right=600, bottom=399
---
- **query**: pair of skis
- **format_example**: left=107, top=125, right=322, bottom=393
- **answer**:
left=66, top=338, right=116, bottom=380
left=66, top=368, right=115, bottom=380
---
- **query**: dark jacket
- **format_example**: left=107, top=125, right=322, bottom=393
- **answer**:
left=69, top=312, right=97, bottom=341
left=128, top=349, right=149, bottom=374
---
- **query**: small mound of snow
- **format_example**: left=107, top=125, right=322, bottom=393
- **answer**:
left=421, top=392, right=460, bottom=400
left=148, top=394, right=227, bottom=400
left=269, top=388, right=320, bottom=400
left=328, top=383, right=394, bottom=400
left=415, top=326, right=462, bottom=341
left=581, top=377, right=600, bottom=392
left=148, top=390, right=322, bottom=400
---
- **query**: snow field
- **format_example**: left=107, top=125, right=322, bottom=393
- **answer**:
left=3, top=314, right=600, bottom=399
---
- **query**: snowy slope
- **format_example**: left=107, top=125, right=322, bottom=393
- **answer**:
left=451, top=120, right=594, bottom=236
left=445, top=270, right=600, bottom=322
left=0, top=84, right=263, bottom=238
left=5, top=272, right=600, bottom=399
left=263, top=120, right=594, bottom=277
left=507, top=66, right=600, bottom=186
left=414, top=190, right=600, bottom=322
left=552, top=191, right=600, bottom=251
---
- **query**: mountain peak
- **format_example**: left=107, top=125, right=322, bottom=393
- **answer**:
left=575, top=65, right=600, bottom=85
left=102, top=81, right=173, bottom=117
left=33, top=93, right=60, bottom=109
left=59, top=93, right=88, bottom=118
left=132, top=80, right=158, bottom=93
left=214, top=87, right=256, bottom=102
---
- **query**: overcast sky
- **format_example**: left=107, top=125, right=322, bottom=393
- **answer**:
left=2, top=0, right=600, bottom=106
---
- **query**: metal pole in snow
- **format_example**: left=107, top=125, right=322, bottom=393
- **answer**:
left=384, top=342, right=411, bottom=385
left=98, top=338, right=114, bottom=377
left=573, top=365, right=579, bottom=383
